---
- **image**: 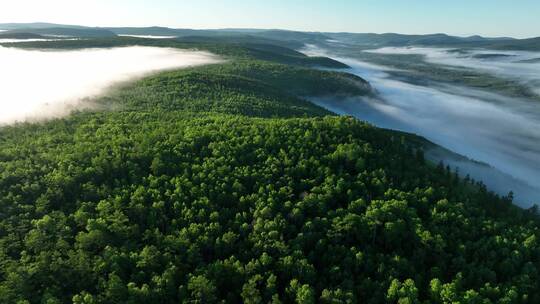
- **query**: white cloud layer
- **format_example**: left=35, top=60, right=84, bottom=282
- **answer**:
left=0, top=46, right=221, bottom=124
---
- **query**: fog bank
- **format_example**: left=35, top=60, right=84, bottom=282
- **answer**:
left=303, top=45, right=540, bottom=207
left=0, top=46, right=222, bottom=124
left=366, top=47, right=540, bottom=94
left=118, top=35, right=178, bottom=39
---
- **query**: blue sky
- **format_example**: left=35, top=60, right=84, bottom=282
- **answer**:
left=1, top=0, right=538, bottom=38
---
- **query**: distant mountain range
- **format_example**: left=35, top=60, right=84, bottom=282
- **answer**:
left=0, top=23, right=116, bottom=38
left=1, top=22, right=539, bottom=50
left=325, top=32, right=540, bottom=50
left=0, top=22, right=88, bottom=30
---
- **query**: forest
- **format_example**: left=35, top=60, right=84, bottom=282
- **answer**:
left=0, top=36, right=347, bottom=69
left=0, top=38, right=539, bottom=303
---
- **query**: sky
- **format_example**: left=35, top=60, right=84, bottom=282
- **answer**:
left=0, top=0, right=538, bottom=38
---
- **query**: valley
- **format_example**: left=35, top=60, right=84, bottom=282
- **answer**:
left=0, top=21, right=539, bottom=303
left=301, top=44, right=540, bottom=207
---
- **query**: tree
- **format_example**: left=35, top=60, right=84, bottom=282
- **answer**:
left=187, top=275, right=217, bottom=303
left=387, top=279, right=419, bottom=304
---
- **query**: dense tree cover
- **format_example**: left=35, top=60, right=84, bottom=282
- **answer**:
left=0, top=40, right=539, bottom=303
left=100, top=60, right=370, bottom=117
left=1, top=36, right=347, bottom=69
left=237, top=43, right=349, bottom=69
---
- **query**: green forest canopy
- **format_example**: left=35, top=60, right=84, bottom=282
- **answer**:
left=0, top=39, right=539, bottom=304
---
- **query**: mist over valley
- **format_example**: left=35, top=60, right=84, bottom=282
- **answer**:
left=302, top=44, right=540, bottom=206
left=367, top=47, right=540, bottom=94
left=0, top=46, right=221, bottom=124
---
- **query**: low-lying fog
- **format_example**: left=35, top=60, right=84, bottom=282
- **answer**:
left=0, top=46, right=221, bottom=124
left=117, top=35, right=178, bottom=39
left=0, top=38, right=69, bottom=43
left=303, top=45, right=540, bottom=207
left=367, top=47, right=540, bottom=94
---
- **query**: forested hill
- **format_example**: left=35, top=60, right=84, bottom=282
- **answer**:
left=0, top=39, right=539, bottom=304
left=2, top=36, right=348, bottom=69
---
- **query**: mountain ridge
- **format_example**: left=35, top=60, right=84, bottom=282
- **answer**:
left=2, top=23, right=538, bottom=50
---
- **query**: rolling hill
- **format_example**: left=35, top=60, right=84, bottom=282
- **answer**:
left=0, top=36, right=539, bottom=303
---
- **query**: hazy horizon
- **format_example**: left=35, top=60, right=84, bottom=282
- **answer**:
left=2, top=21, right=537, bottom=40
left=1, top=0, right=539, bottom=39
